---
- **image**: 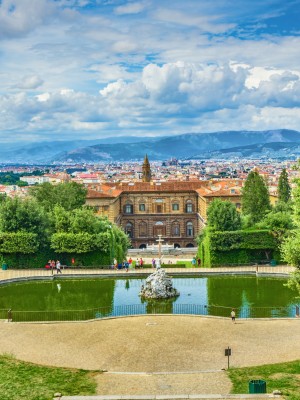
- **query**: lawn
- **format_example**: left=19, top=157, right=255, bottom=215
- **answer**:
left=228, top=360, right=300, bottom=400
left=0, top=354, right=98, bottom=400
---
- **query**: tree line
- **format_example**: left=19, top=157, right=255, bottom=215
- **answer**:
left=0, top=182, right=129, bottom=268
left=202, top=166, right=300, bottom=291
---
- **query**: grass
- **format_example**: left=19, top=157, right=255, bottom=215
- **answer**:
left=176, top=260, right=196, bottom=268
left=0, top=354, right=98, bottom=400
left=227, top=360, right=300, bottom=400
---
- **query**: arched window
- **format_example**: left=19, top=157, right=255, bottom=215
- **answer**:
left=186, top=222, right=193, bottom=237
left=153, top=221, right=166, bottom=236
left=186, top=200, right=193, bottom=213
left=171, top=222, right=180, bottom=236
left=139, top=222, right=147, bottom=237
left=125, top=222, right=134, bottom=238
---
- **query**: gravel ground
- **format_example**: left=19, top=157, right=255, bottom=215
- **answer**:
left=0, top=316, right=299, bottom=395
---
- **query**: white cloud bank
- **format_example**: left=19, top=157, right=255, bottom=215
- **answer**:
left=0, top=0, right=299, bottom=141
left=0, top=61, right=299, bottom=141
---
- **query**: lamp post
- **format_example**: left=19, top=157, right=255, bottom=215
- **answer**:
left=156, top=234, right=164, bottom=268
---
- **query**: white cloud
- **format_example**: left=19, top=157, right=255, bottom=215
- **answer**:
left=154, top=8, right=235, bottom=34
left=114, top=1, right=147, bottom=15
left=15, top=75, right=44, bottom=90
left=0, top=0, right=56, bottom=38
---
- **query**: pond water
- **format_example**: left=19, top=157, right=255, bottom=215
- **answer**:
left=0, top=275, right=299, bottom=319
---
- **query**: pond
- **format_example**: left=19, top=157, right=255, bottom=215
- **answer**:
left=0, top=275, right=299, bottom=320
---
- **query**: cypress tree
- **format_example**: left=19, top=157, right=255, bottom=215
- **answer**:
left=278, top=168, right=291, bottom=203
left=242, top=170, right=271, bottom=223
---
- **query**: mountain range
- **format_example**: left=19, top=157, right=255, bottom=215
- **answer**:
left=1, top=129, right=300, bottom=163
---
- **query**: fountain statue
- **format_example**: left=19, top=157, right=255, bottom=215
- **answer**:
left=139, top=267, right=180, bottom=299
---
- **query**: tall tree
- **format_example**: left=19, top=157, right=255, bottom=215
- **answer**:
left=30, top=182, right=87, bottom=212
left=207, top=199, right=241, bottom=231
left=242, top=170, right=271, bottom=223
left=278, top=168, right=291, bottom=203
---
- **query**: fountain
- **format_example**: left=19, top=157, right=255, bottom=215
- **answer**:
left=140, top=235, right=180, bottom=299
left=139, top=267, right=180, bottom=299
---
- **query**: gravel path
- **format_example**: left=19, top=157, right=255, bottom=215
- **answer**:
left=0, top=316, right=299, bottom=395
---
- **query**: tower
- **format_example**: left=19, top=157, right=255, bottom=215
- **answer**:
left=142, top=154, right=151, bottom=182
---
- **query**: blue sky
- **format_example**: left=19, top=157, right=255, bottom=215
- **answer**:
left=0, top=0, right=300, bottom=143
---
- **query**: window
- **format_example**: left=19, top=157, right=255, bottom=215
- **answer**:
left=125, top=222, right=134, bottom=238
left=139, top=222, right=147, bottom=237
left=186, top=201, right=193, bottom=213
left=186, top=222, right=193, bottom=237
left=139, top=203, right=145, bottom=212
left=124, top=204, right=133, bottom=214
left=156, top=205, right=162, bottom=213
left=172, top=222, right=180, bottom=236
left=172, top=203, right=179, bottom=211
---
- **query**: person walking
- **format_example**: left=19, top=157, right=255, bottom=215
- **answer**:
left=56, top=260, right=62, bottom=274
left=231, top=309, right=236, bottom=323
left=125, top=260, right=129, bottom=272
left=113, top=258, right=118, bottom=270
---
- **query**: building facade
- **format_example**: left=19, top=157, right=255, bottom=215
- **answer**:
left=86, top=162, right=242, bottom=249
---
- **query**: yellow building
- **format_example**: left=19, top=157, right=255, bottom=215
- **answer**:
left=86, top=162, right=242, bottom=248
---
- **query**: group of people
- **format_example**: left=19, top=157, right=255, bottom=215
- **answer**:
left=191, top=257, right=201, bottom=267
left=113, top=257, right=144, bottom=271
left=46, top=260, right=62, bottom=274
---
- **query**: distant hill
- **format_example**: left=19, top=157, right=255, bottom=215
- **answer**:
left=192, top=141, right=300, bottom=160
left=0, top=136, right=159, bottom=163
left=0, top=129, right=300, bottom=163
left=52, top=129, right=300, bottom=163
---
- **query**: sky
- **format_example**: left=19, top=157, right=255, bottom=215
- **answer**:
left=0, top=0, right=300, bottom=143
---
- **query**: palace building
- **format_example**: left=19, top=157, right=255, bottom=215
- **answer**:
left=86, top=157, right=242, bottom=248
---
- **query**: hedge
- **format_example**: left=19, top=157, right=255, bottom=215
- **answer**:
left=198, top=229, right=279, bottom=268
left=1, top=249, right=111, bottom=269
left=0, top=232, right=38, bottom=254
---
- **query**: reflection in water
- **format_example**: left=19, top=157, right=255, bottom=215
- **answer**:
left=141, top=297, right=177, bottom=314
left=0, top=276, right=298, bottom=318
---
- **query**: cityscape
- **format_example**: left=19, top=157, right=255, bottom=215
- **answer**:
left=0, top=0, right=300, bottom=399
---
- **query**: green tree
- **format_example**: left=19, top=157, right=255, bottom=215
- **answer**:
left=278, top=168, right=291, bottom=203
left=0, top=197, right=50, bottom=246
left=207, top=199, right=241, bottom=231
left=30, top=182, right=87, bottom=212
left=242, top=170, right=271, bottom=224
left=256, top=210, right=294, bottom=244
left=281, top=231, right=300, bottom=268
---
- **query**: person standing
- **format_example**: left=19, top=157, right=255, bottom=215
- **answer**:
left=51, top=260, right=55, bottom=275
left=231, top=309, right=236, bottom=323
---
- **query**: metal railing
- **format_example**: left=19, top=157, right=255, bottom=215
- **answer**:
left=3, top=303, right=300, bottom=322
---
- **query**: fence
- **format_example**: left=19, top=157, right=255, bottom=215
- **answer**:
left=2, top=303, right=300, bottom=322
